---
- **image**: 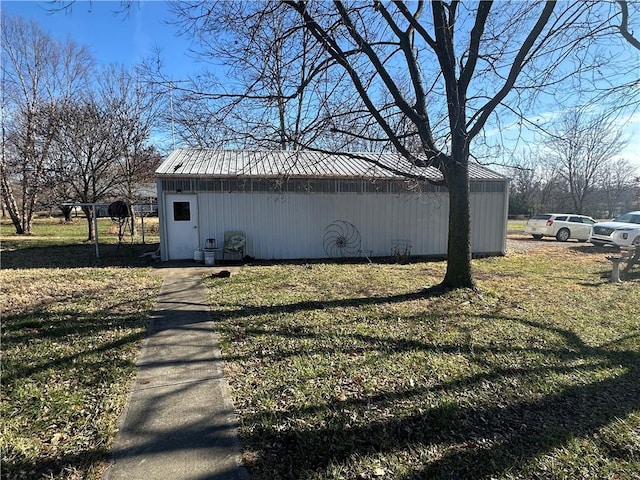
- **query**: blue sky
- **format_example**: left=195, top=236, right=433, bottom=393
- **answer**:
left=2, top=0, right=639, bottom=167
left=1, top=0, right=195, bottom=78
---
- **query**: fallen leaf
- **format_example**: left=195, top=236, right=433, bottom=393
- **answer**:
left=51, top=432, right=64, bottom=446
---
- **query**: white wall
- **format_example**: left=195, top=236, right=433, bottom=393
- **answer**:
left=162, top=190, right=507, bottom=260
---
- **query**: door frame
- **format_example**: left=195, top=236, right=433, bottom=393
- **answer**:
left=162, top=193, right=200, bottom=260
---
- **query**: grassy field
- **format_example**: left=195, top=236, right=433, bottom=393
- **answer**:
left=506, top=219, right=526, bottom=233
left=2, top=218, right=639, bottom=479
left=1, top=217, right=162, bottom=479
left=0, top=215, right=160, bottom=249
left=204, top=241, right=639, bottom=479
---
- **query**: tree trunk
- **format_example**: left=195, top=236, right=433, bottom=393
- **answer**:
left=60, top=205, right=73, bottom=222
left=1, top=163, right=25, bottom=234
left=3, top=190, right=25, bottom=234
left=129, top=207, right=137, bottom=236
left=441, top=157, right=475, bottom=290
left=82, top=206, right=94, bottom=241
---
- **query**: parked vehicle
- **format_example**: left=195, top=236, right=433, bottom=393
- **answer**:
left=524, top=213, right=596, bottom=242
left=589, top=211, right=640, bottom=247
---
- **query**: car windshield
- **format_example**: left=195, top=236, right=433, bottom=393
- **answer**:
left=613, top=213, right=640, bottom=224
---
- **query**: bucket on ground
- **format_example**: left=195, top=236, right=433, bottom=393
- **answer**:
left=204, top=250, right=216, bottom=266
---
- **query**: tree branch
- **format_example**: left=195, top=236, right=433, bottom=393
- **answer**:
left=458, top=1, right=492, bottom=94
left=467, top=1, right=557, bottom=139
left=375, top=2, right=438, bottom=152
left=617, top=1, right=640, bottom=50
left=283, top=1, right=428, bottom=167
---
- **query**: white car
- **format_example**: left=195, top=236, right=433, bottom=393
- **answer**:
left=589, top=211, right=640, bottom=247
left=524, top=213, right=596, bottom=242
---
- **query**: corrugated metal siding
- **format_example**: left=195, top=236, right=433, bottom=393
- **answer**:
left=470, top=192, right=508, bottom=254
left=187, top=190, right=505, bottom=260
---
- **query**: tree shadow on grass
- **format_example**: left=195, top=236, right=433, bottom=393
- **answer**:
left=1, top=304, right=154, bottom=478
left=211, top=293, right=640, bottom=479
left=3, top=447, right=111, bottom=480
left=0, top=242, right=161, bottom=269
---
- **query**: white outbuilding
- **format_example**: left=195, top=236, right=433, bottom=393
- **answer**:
left=155, top=149, right=509, bottom=262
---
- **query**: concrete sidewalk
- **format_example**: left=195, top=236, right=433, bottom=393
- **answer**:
left=105, top=265, right=248, bottom=480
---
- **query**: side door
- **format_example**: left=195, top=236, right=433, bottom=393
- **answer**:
left=164, top=194, right=199, bottom=259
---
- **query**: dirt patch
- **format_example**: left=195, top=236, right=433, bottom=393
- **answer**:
left=507, top=233, right=593, bottom=255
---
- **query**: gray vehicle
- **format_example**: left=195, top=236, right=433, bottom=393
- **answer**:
left=524, top=213, right=596, bottom=242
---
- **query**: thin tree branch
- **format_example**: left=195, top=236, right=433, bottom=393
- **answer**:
left=467, top=1, right=557, bottom=139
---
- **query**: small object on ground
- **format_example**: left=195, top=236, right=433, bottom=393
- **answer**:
left=212, top=270, right=231, bottom=278
left=139, top=249, right=160, bottom=259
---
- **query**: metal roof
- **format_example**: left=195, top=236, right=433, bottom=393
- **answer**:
left=156, top=149, right=506, bottom=181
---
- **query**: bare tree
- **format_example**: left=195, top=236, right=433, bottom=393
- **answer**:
left=0, top=15, right=93, bottom=234
left=100, top=65, right=161, bottom=231
left=156, top=1, right=360, bottom=151
left=50, top=99, right=126, bottom=240
left=598, top=158, right=639, bottom=216
left=48, top=62, right=160, bottom=240
left=545, top=108, right=627, bottom=214
left=283, top=1, right=638, bottom=289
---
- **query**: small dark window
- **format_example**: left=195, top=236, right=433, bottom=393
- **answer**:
left=173, top=201, right=191, bottom=221
left=555, top=216, right=567, bottom=221
left=569, top=216, right=581, bottom=222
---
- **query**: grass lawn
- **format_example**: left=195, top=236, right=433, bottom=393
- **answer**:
left=204, top=242, right=639, bottom=479
left=0, top=215, right=160, bottom=250
left=506, top=219, right=526, bottom=234
left=1, top=217, right=162, bottom=479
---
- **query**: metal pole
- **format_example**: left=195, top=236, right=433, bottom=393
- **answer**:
left=141, top=212, right=146, bottom=244
left=93, top=205, right=100, bottom=259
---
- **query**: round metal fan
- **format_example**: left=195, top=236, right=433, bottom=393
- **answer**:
left=108, top=200, right=130, bottom=225
left=108, top=200, right=131, bottom=245
left=323, top=220, right=361, bottom=258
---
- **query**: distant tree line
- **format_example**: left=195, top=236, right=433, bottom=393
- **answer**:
left=508, top=162, right=639, bottom=218
left=506, top=107, right=639, bottom=218
left=1, top=15, right=161, bottom=239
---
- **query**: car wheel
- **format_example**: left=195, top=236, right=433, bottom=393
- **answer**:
left=532, top=234, right=543, bottom=240
left=556, top=228, right=570, bottom=242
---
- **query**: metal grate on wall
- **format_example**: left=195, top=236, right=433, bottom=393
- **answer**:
left=470, top=181, right=506, bottom=193
left=160, top=177, right=504, bottom=194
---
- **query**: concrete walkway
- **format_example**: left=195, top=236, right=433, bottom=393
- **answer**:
left=105, top=265, right=248, bottom=480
